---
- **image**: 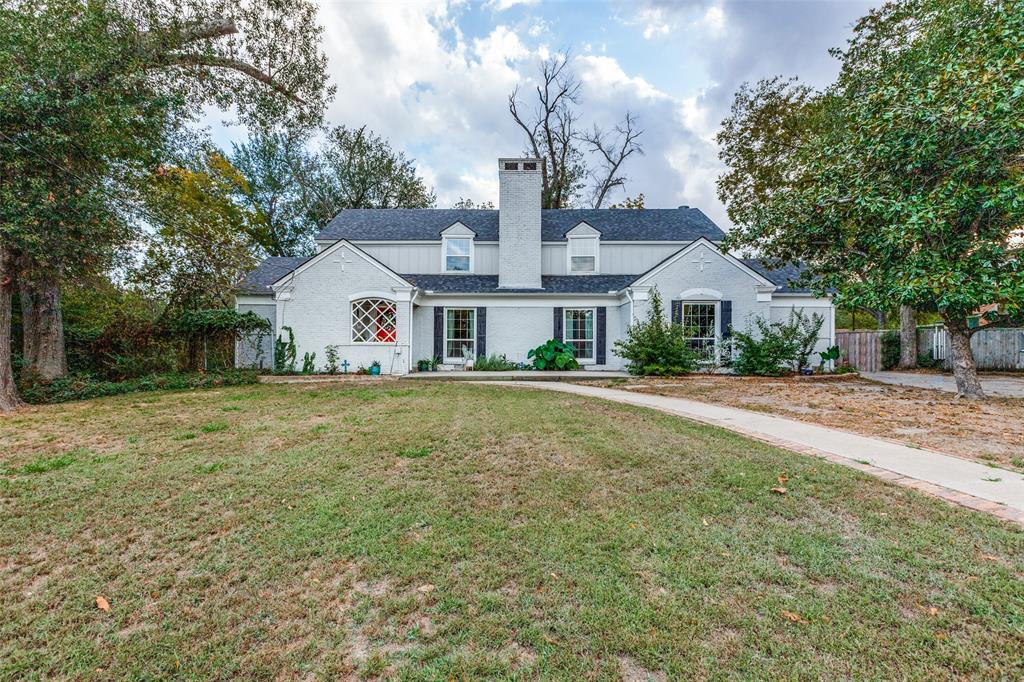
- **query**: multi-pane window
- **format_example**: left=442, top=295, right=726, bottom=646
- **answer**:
left=568, top=237, right=598, bottom=273
left=351, top=298, right=397, bottom=343
left=444, top=237, right=472, bottom=272
left=445, top=308, right=476, bottom=360
left=682, top=303, right=716, bottom=360
left=564, top=308, right=595, bottom=361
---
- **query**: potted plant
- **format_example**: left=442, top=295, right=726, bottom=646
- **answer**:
left=369, top=360, right=381, bottom=376
left=429, top=356, right=440, bottom=372
left=417, top=358, right=430, bottom=372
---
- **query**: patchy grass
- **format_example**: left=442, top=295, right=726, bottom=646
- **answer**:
left=1, top=382, right=1022, bottom=679
left=604, top=375, right=1024, bottom=471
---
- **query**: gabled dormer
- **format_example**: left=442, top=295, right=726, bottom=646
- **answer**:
left=440, top=222, right=476, bottom=273
left=565, top=222, right=601, bottom=274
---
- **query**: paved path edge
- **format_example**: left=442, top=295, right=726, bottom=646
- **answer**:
left=483, top=381, right=1024, bottom=527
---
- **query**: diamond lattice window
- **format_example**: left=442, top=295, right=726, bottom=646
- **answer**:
left=351, top=298, right=397, bottom=343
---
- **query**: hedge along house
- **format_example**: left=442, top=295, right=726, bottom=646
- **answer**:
left=235, top=158, right=835, bottom=374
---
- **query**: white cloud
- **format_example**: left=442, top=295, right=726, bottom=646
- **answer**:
left=484, top=0, right=540, bottom=12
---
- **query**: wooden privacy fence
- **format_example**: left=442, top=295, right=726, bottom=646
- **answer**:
left=837, top=326, right=1024, bottom=372
left=836, top=330, right=884, bottom=372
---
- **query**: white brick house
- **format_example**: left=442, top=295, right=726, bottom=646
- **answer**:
left=235, top=158, right=834, bottom=373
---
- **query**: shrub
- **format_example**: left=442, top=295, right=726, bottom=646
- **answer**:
left=302, top=351, right=316, bottom=374
left=881, top=330, right=901, bottom=370
left=732, top=310, right=825, bottom=376
left=473, top=353, right=517, bottom=371
left=19, top=370, right=259, bottom=405
left=324, top=345, right=341, bottom=374
left=613, top=289, right=699, bottom=376
left=527, top=339, right=580, bottom=370
left=274, top=326, right=297, bottom=374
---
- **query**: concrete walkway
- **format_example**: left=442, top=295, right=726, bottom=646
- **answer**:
left=862, top=371, right=1024, bottom=398
left=483, top=381, right=1024, bottom=525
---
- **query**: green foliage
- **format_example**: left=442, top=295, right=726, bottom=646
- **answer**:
left=324, top=345, right=340, bottom=374
left=717, top=0, right=1024, bottom=393
left=166, top=308, right=271, bottom=339
left=274, top=326, right=297, bottom=374
left=881, top=330, right=901, bottom=371
left=301, top=352, right=316, bottom=374
left=818, top=345, right=842, bottom=369
left=472, top=354, right=517, bottom=371
left=18, top=370, right=258, bottom=405
left=5, top=453, right=78, bottom=475
left=613, top=289, right=699, bottom=376
left=527, top=339, right=580, bottom=371
left=791, top=311, right=826, bottom=372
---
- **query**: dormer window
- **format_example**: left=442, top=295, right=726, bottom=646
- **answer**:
left=443, top=236, right=473, bottom=272
left=568, top=235, right=599, bottom=273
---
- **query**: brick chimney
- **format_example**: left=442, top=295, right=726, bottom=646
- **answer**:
left=498, top=158, right=543, bottom=289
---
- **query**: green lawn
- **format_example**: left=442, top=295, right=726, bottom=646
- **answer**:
left=1, top=382, right=1022, bottom=680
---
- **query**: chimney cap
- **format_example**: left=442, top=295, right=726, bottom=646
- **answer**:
left=499, top=157, right=542, bottom=172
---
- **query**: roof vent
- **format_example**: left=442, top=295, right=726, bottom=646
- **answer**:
left=678, top=205, right=689, bottom=210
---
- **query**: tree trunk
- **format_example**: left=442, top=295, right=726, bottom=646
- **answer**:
left=942, top=313, right=985, bottom=399
left=898, top=304, right=918, bottom=369
left=0, top=246, right=25, bottom=412
left=18, top=262, right=68, bottom=382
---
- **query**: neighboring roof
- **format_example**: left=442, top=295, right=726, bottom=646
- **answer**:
left=315, top=208, right=726, bottom=242
left=401, top=274, right=639, bottom=294
left=741, top=259, right=814, bottom=294
left=235, top=256, right=310, bottom=294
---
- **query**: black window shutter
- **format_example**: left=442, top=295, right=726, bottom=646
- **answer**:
left=434, top=307, right=444, bottom=359
left=720, top=301, right=733, bottom=338
left=671, top=300, right=682, bottom=325
left=596, top=307, right=607, bottom=365
left=476, top=307, right=486, bottom=358
left=553, top=307, right=563, bottom=339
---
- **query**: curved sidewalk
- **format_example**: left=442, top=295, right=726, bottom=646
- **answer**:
left=484, top=381, right=1024, bottom=526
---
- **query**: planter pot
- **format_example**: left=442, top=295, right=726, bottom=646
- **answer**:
left=369, top=365, right=381, bottom=376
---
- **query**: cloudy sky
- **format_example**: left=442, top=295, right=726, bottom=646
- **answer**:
left=211, top=0, right=876, bottom=228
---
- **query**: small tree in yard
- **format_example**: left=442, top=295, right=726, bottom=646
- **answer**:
left=717, top=0, right=1024, bottom=398
left=614, top=289, right=699, bottom=376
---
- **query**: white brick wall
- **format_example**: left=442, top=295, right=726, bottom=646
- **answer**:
left=275, top=245, right=413, bottom=374
left=498, top=159, right=543, bottom=288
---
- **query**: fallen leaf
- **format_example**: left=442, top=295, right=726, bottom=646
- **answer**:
left=702, top=518, right=710, bottom=526
left=416, top=584, right=435, bottom=594
left=770, top=487, right=788, bottom=495
left=95, top=596, right=110, bottom=612
left=781, top=610, right=807, bottom=623
left=935, top=632, right=948, bottom=640
left=926, top=606, right=939, bottom=616
left=777, top=474, right=790, bottom=484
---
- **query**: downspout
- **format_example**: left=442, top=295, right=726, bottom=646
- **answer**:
left=624, top=288, right=635, bottom=326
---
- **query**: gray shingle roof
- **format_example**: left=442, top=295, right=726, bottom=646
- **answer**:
left=400, top=274, right=639, bottom=294
left=315, top=207, right=726, bottom=242
left=741, top=259, right=814, bottom=293
left=235, top=256, right=310, bottom=294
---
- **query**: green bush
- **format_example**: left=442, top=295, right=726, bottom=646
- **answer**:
left=613, top=289, right=699, bottom=376
left=732, top=310, right=825, bottom=376
left=881, top=330, right=901, bottom=370
left=527, top=339, right=580, bottom=370
left=473, top=353, right=517, bottom=371
left=19, top=370, right=259, bottom=405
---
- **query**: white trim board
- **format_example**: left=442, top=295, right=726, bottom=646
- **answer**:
left=270, top=239, right=413, bottom=290
left=630, top=237, right=776, bottom=289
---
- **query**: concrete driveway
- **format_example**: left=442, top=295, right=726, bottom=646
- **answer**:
left=862, top=371, right=1024, bottom=398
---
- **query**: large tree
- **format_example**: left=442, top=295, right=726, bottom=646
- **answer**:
left=0, top=0, right=330, bottom=410
left=717, top=0, right=1024, bottom=398
left=509, top=53, right=644, bottom=209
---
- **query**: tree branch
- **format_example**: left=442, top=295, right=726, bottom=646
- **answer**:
left=160, top=53, right=307, bottom=104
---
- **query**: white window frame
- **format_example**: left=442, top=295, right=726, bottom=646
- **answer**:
left=350, top=297, right=398, bottom=345
left=442, top=236, right=474, bottom=273
left=566, top=236, right=599, bottom=274
left=444, top=308, right=476, bottom=362
left=680, top=301, right=719, bottom=363
left=563, top=307, right=596, bottom=364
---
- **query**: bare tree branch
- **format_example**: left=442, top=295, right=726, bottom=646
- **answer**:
left=583, top=111, right=644, bottom=208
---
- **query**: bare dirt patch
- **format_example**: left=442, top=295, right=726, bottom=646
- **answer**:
left=601, top=376, right=1024, bottom=470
